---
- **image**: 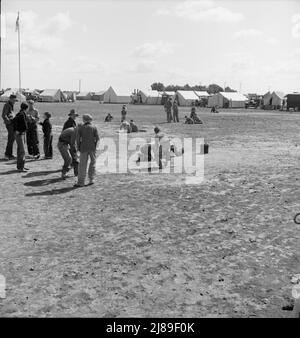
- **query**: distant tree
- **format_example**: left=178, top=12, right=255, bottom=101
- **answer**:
left=207, top=84, right=224, bottom=94
left=151, top=82, right=165, bottom=91
left=194, top=84, right=208, bottom=91
left=224, top=86, right=237, bottom=92
left=183, top=84, right=192, bottom=90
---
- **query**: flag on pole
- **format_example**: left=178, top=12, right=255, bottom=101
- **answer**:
left=15, top=12, right=19, bottom=32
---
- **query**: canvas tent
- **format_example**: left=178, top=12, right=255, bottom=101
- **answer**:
left=76, top=92, right=92, bottom=100
left=263, top=91, right=272, bottom=106
left=0, top=89, right=26, bottom=102
left=269, top=91, right=285, bottom=108
left=103, top=86, right=132, bottom=103
left=286, top=93, right=300, bottom=110
left=92, top=90, right=106, bottom=101
left=208, top=92, right=248, bottom=108
left=176, top=90, right=199, bottom=106
left=137, top=90, right=162, bottom=105
left=63, top=91, right=76, bottom=102
left=194, top=91, right=210, bottom=99
left=39, top=89, right=66, bottom=102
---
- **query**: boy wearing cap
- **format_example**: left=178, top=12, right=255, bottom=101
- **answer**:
left=40, top=112, right=53, bottom=159
left=75, top=114, right=99, bottom=187
left=26, top=100, right=40, bottom=159
left=13, top=102, right=29, bottom=172
left=63, top=109, right=78, bottom=130
left=2, top=94, right=17, bottom=159
left=121, top=105, right=127, bottom=122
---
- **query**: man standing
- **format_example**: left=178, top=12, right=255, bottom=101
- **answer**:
left=75, top=114, right=99, bottom=187
left=26, top=100, right=40, bottom=159
left=172, top=99, right=179, bottom=122
left=57, top=126, right=79, bottom=179
left=2, top=94, right=17, bottom=159
left=63, top=109, right=78, bottom=130
left=164, top=97, right=173, bottom=123
left=13, top=102, right=29, bottom=172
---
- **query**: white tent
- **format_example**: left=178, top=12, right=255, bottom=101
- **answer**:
left=39, top=89, right=66, bottom=102
left=176, top=90, right=199, bottom=106
left=76, top=91, right=92, bottom=100
left=0, top=89, right=26, bottom=102
left=270, top=91, right=285, bottom=107
left=208, top=92, right=248, bottom=108
left=194, top=91, right=210, bottom=98
left=138, top=90, right=162, bottom=105
left=103, top=86, right=132, bottom=103
left=92, top=90, right=106, bottom=101
left=263, top=91, right=272, bottom=106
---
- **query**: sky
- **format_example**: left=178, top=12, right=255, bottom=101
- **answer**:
left=1, top=0, right=300, bottom=94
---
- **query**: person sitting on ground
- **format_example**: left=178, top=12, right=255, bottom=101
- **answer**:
left=39, top=112, right=53, bottom=159
left=211, top=106, right=219, bottom=113
left=104, top=113, right=113, bottom=122
left=184, top=115, right=194, bottom=124
left=120, top=120, right=131, bottom=133
left=63, top=109, right=78, bottom=130
left=13, top=102, right=29, bottom=172
left=130, top=119, right=138, bottom=132
left=57, top=126, right=79, bottom=179
left=121, top=105, right=127, bottom=122
left=190, top=107, right=203, bottom=124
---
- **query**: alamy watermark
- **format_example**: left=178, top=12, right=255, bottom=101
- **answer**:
left=95, top=134, right=206, bottom=184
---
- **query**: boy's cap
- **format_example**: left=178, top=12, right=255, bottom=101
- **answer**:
left=9, top=94, right=17, bottom=99
left=82, top=114, right=93, bottom=122
left=44, top=112, right=51, bottom=118
left=27, top=99, right=34, bottom=104
left=68, top=109, right=79, bottom=117
left=154, top=127, right=160, bottom=134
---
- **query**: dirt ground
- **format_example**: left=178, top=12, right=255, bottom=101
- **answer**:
left=0, top=101, right=299, bottom=317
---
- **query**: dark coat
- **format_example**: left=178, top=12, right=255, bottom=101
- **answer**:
left=63, top=117, right=76, bottom=130
left=13, top=110, right=28, bottom=133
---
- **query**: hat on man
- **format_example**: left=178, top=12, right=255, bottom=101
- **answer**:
left=82, top=114, right=93, bottom=122
left=154, top=126, right=160, bottom=134
left=68, top=109, right=79, bottom=117
left=9, top=94, right=17, bottom=99
left=44, top=112, right=51, bottom=118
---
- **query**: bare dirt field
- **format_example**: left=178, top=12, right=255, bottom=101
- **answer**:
left=0, top=101, right=299, bottom=317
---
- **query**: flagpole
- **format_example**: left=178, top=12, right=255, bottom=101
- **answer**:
left=17, top=11, right=21, bottom=95
left=0, top=0, right=2, bottom=91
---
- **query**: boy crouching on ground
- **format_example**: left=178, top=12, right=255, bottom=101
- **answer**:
left=74, top=114, right=99, bottom=187
left=57, top=126, right=79, bottom=179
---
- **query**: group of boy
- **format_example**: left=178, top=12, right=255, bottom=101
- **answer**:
left=164, top=97, right=179, bottom=123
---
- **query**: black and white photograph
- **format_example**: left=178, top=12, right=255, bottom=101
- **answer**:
left=0, top=0, right=300, bottom=323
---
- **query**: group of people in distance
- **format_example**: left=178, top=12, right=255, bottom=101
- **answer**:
left=104, top=104, right=139, bottom=134
left=1, top=95, right=99, bottom=187
left=164, top=97, right=179, bottom=123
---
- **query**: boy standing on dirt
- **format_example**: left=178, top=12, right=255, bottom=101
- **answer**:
left=40, top=112, right=53, bottom=159
left=74, top=114, right=99, bottom=187
left=172, top=99, right=179, bottom=122
left=121, top=105, right=127, bottom=122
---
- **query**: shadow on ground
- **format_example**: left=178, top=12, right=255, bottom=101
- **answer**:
left=25, top=186, right=80, bottom=196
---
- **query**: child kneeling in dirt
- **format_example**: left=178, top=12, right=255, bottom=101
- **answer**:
left=190, top=107, right=203, bottom=124
left=104, top=113, right=113, bottom=122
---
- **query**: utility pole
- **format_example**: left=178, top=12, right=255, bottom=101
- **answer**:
left=78, top=79, right=81, bottom=93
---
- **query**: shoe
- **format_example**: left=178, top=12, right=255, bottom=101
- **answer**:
left=61, top=174, right=67, bottom=180
left=34, top=155, right=40, bottom=160
left=87, top=181, right=94, bottom=186
left=44, top=156, right=53, bottom=160
left=7, top=155, right=16, bottom=160
left=18, top=169, right=27, bottom=172
left=24, top=167, right=30, bottom=171
left=73, top=183, right=84, bottom=188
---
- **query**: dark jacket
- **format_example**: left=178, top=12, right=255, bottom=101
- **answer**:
left=77, top=122, right=99, bottom=153
left=2, top=101, right=14, bottom=125
left=58, top=127, right=77, bottom=153
left=63, top=117, right=76, bottom=130
left=13, top=110, right=28, bottom=133
left=40, top=118, right=52, bottom=137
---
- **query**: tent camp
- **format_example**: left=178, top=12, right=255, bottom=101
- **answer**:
left=0, top=89, right=26, bottom=102
left=76, top=92, right=93, bottom=100
left=137, top=90, right=162, bottom=105
left=92, top=90, right=106, bottom=101
left=39, top=89, right=66, bottom=102
left=176, top=90, right=199, bottom=106
left=63, top=91, right=76, bottom=102
left=103, top=86, right=132, bottom=103
left=208, top=92, right=248, bottom=108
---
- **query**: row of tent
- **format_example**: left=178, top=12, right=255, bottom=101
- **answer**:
left=0, top=87, right=299, bottom=109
